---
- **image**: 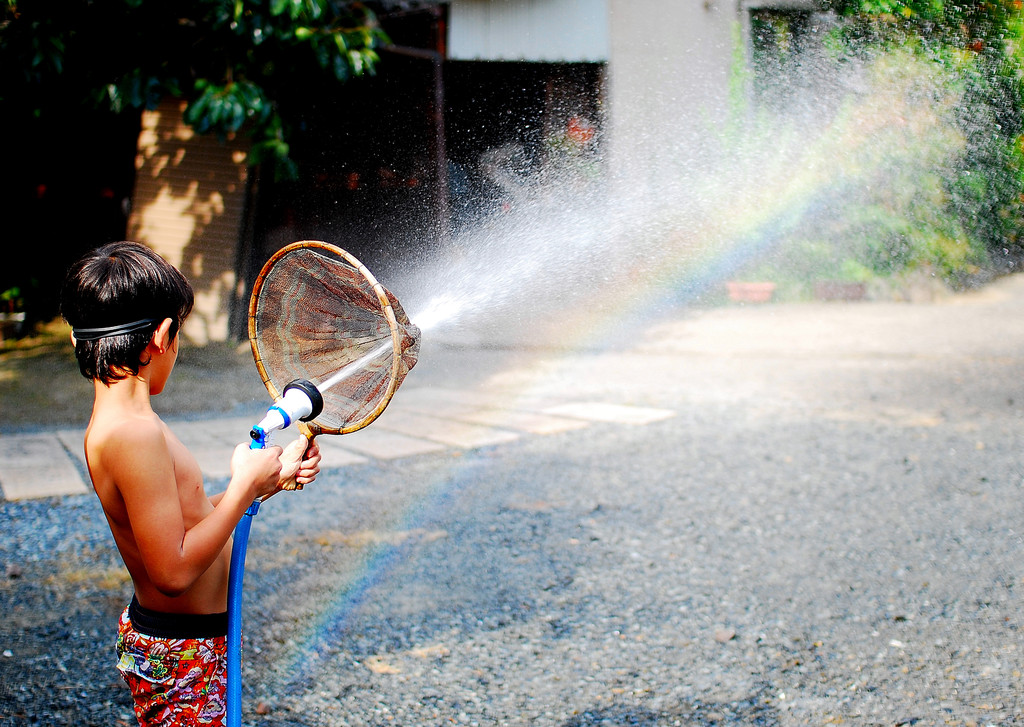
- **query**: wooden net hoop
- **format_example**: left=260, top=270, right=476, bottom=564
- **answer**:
left=248, top=240, right=417, bottom=436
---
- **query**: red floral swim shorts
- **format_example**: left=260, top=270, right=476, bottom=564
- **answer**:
left=115, top=598, right=228, bottom=726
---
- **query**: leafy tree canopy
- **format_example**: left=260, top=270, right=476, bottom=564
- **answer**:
left=0, top=0, right=389, bottom=175
left=824, top=0, right=1024, bottom=267
left=825, top=0, right=1023, bottom=55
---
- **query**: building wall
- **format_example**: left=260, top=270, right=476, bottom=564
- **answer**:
left=127, top=99, right=250, bottom=344
left=450, top=0, right=745, bottom=197
left=122, top=2, right=762, bottom=344
left=449, top=0, right=609, bottom=62
left=604, top=0, right=738, bottom=198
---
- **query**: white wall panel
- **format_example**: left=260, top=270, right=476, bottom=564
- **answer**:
left=449, top=0, right=609, bottom=62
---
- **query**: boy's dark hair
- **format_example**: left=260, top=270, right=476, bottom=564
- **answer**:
left=61, top=241, right=194, bottom=384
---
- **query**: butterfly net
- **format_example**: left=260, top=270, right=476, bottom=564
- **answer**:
left=249, top=241, right=420, bottom=435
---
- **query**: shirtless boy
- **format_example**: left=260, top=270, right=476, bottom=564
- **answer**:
left=61, top=241, right=321, bottom=726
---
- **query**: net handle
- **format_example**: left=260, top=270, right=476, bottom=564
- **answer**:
left=276, top=422, right=315, bottom=491
left=248, top=240, right=404, bottom=437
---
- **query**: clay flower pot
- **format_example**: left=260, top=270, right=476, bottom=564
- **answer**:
left=726, top=281, right=776, bottom=303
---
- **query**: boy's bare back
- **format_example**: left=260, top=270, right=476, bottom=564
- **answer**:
left=86, top=405, right=232, bottom=615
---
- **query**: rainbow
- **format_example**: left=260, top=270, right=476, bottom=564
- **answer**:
left=258, top=52, right=963, bottom=693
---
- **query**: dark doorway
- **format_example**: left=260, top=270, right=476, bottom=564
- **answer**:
left=2, top=107, right=140, bottom=326
left=444, top=61, right=604, bottom=228
left=245, top=6, right=448, bottom=285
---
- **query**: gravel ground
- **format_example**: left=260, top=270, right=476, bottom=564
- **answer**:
left=2, top=276, right=1024, bottom=726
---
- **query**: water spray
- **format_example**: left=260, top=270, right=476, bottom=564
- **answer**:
left=316, top=339, right=395, bottom=393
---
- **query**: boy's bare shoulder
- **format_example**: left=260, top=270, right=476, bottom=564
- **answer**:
left=87, top=411, right=171, bottom=471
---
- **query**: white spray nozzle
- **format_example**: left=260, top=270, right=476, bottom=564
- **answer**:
left=250, top=379, right=324, bottom=445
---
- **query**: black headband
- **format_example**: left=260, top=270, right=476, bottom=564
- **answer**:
left=72, top=318, right=161, bottom=341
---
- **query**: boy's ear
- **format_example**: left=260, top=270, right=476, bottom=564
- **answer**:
left=151, top=318, right=175, bottom=354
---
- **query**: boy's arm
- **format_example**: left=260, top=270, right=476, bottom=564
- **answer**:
left=108, top=423, right=282, bottom=597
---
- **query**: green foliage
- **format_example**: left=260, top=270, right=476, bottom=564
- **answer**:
left=841, top=50, right=988, bottom=281
left=1, top=286, right=23, bottom=313
left=724, top=31, right=997, bottom=294
left=740, top=1, right=1024, bottom=288
left=185, top=79, right=274, bottom=135
left=0, top=0, right=388, bottom=174
left=827, top=0, right=1022, bottom=53
left=843, top=2, right=1024, bottom=274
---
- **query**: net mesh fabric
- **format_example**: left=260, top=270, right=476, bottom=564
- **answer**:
left=250, top=243, right=419, bottom=434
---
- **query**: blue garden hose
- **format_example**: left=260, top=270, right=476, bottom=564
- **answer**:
left=226, top=381, right=321, bottom=727
left=226, top=433, right=268, bottom=727
left=227, top=498, right=260, bottom=726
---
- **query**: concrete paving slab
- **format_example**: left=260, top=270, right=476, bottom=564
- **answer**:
left=396, top=387, right=521, bottom=410
left=402, top=387, right=559, bottom=414
left=332, top=428, right=447, bottom=460
left=1, top=399, right=668, bottom=500
left=174, top=418, right=254, bottom=446
left=543, top=402, right=676, bottom=425
left=0, top=433, right=88, bottom=500
left=375, top=411, right=520, bottom=448
left=172, top=422, right=236, bottom=478
left=456, top=408, right=590, bottom=435
left=392, top=397, right=491, bottom=419
left=0, top=432, right=56, bottom=460
left=0, top=463, right=90, bottom=500
left=308, top=436, right=369, bottom=469
left=398, top=387, right=486, bottom=404
left=56, top=429, right=87, bottom=468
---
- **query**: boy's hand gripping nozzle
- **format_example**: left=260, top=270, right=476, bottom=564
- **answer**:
left=249, top=379, right=324, bottom=449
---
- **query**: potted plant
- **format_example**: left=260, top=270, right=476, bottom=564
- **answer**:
left=0, top=287, right=27, bottom=341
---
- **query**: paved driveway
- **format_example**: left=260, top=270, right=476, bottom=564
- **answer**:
left=2, top=275, right=1023, bottom=726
